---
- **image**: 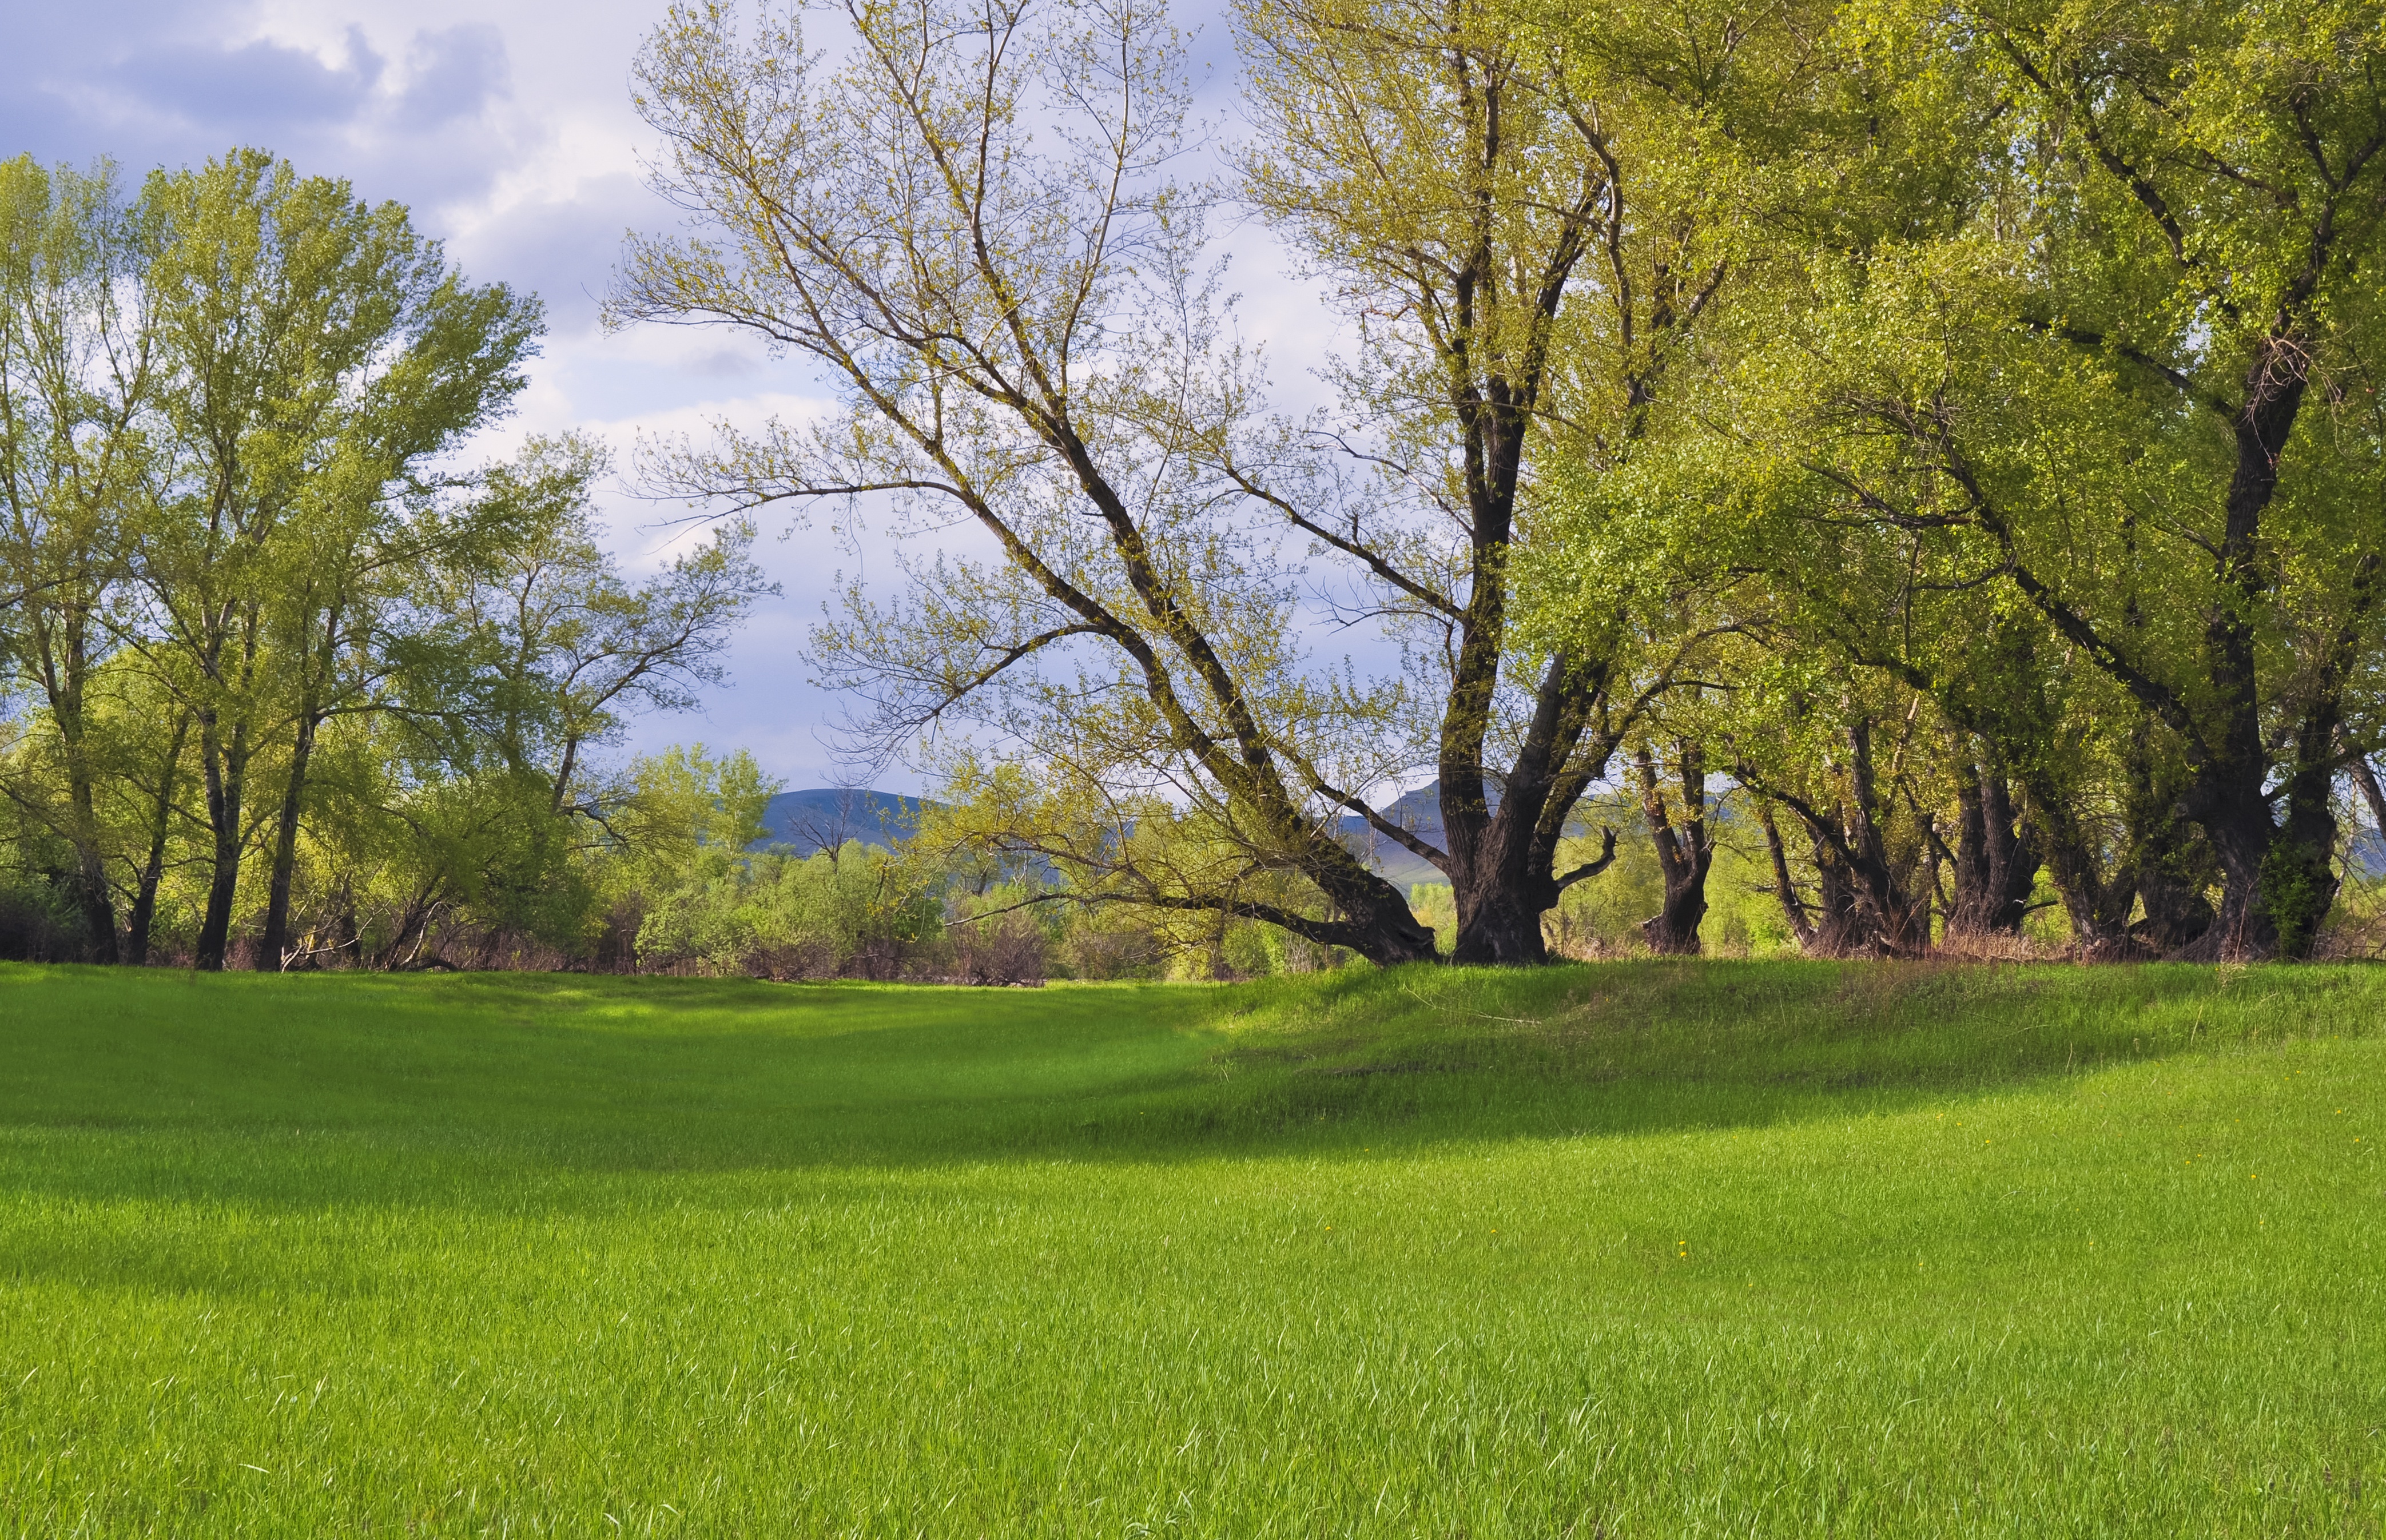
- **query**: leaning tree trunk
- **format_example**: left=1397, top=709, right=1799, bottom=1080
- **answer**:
left=256, top=705, right=325, bottom=972
left=193, top=710, right=250, bottom=973
left=1756, top=800, right=1816, bottom=950
left=1636, top=741, right=1713, bottom=955
left=1309, top=857, right=1441, bottom=966
left=1757, top=798, right=1869, bottom=957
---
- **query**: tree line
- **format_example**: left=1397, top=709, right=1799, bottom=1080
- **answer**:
left=0, top=152, right=770, bottom=969
left=621, top=0, right=2386, bottom=965
left=6, top=0, right=2384, bottom=972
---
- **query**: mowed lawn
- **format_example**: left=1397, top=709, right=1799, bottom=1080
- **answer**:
left=0, top=962, right=2380, bottom=1537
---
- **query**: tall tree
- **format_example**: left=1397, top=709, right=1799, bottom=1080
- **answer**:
left=1231, top=0, right=1824, bottom=961
left=332, top=436, right=776, bottom=964
left=449, top=436, right=770, bottom=822
left=1731, top=0, right=2386, bottom=957
left=128, top=149, right=539, bottom=970
left=0, top=157, right=157, bottom=960
left=614, top=0, right=1442, bottom=963
left=1632, top=737, right=1715, bottom=953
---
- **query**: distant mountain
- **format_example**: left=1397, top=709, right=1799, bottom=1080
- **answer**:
left=754, top=788, right=934, bottom=855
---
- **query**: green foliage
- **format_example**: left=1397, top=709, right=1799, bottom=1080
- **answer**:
left=10, top=0, right=2386, bottom=970
left=634, top=841, right=946, bottom=977
left=1420, top=804, right=1808, bottom=960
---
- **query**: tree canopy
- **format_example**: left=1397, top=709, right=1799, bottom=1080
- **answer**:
left=5, top=0, right=2384, bottom=972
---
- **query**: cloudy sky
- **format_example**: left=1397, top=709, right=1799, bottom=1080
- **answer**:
left=3, top=0, right=1334, bottom=792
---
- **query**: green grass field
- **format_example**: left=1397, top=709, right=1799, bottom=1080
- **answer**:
left=0, top=960, right=2380, bottom=1536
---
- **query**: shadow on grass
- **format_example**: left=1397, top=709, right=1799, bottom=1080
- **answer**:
left=1045, top=958, right=2385, bottom=1154
left=2, top=957, right=2380, bottom=1221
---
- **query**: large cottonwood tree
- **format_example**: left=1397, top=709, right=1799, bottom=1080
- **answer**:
left=1705, top=0, right=2386, bottom=958
left=129, top=150, right=540, bottom=970
left=1231, top=0, right=1839, bottom=961
left=0, top=157, right=157, bottom=961
left=616, top=0, right=1841, bottom=962
left=613, top=0, right=1443, bottom=961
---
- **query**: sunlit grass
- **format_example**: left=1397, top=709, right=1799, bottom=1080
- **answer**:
left=1, top=961, right=2380, bottom=1535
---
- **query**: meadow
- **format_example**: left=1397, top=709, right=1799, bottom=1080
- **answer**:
left=0, top=959, right=2380, bottom=1537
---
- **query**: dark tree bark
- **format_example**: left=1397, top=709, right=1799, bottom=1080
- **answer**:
left=188, top=615, right=279, bottom=972
left=1806, top=831, right=1874, bottom=957
left=1847, top=18, right=2386, bottom=958
left=2026, top=792, right=2136, bottom=958
left=1254, top=18, right=1724, bottom=967
left=257, top=600, right=345, bottom=970
left=1944, top=750, right=2041, bottom=939
left=1740, top=719, right=1927, bottom=956
left=1636, top=740, right=1713, bottom=954
left=254, top=711, right=318, bottom=972
left=1756, top=798, right=1868, bottom=957
left=192, top=701, right=253, bottom=972
left=20, top=607, right=121, bottom=961
left=56, top=648, right=119, bottom=962
left=2166, top=339, right=2315, bottom=956
left=1445, top=653, right=1627, bottom=964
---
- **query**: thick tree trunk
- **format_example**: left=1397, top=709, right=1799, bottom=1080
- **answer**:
left=1756, top=797, right=1870, bottom=956
left=1235, top=874, right=1441, bottom=966
left=1449, top=882, right=1548, bottom=963
left=1446, top=653, right=1621, bottom=964
left=2168, top=639, right=2364, bottom=964
left=69, top=806, right=118, bottom=964
left=2111, top=720, right=2213, bottom=955
left=2168, top=337, right=2317, bottom=959
left=1944, top=751, right=2039, bottom=939
left=2257, top=554, right=2379, bottom=958
left=2176, top=789, right=2277, bottom=959
left=1808, top=840, right=1872, bottom=956
left=2135, top=866, right=2218, bottom=953
left=2027, top=794, right=2136, bottom=957
left=1840, top=721, right=1928, bottom=951
left=1636, top=741, right=1713, bottom=955
left=1445, top=789, right=1620, bottom=964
